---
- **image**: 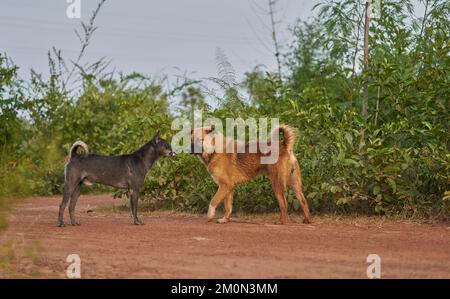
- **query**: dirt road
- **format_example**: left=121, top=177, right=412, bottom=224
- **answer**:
left=0, top=195, right=449, bottom=278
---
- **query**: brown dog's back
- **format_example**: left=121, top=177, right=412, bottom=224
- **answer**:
left=214, top=125, right=297, bottom=185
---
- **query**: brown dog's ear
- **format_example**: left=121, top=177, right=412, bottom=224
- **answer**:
left=205, top=125, right=215, bottom=134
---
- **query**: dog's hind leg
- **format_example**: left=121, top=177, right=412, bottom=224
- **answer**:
left=208, top=184, right=231, bottom=222
left=269, top=174, right=288, bottom=225
left=58, top=182, right=75, bottom=227
left=69, top=184, right=81, bottom=226
left=129, top=189, right=144, bottom=225
left=217, top=190, right=234, bottom=224
left=274, top=189, right=288, bottom=225
left=289, top=164, right=311, bottom=224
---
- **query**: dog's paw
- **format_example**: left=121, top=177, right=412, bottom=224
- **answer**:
left=133, top=219, right=145, bottom=225
left=71, top=220, right=81, bottom=226
left=216, top=218, right=229, bottom=224
left=207, top=205, right=216, bottom=220
left=57, top=221, right=65, bottom=227
left=278, top=218, right=287, bottom=225
left=303, top=218, right=311, bottom=224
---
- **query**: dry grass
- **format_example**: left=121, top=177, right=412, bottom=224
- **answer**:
left=0, top=239, right=43, bottom=278
left=93, top=200, right=449, bottom=228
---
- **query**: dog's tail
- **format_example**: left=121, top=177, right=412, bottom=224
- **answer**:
left=69, top=141, right=89, bottom=159
left=271, top=125, right=297, bottom=151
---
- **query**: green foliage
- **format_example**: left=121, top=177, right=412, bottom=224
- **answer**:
left=0, top=0, right=449, bottom=220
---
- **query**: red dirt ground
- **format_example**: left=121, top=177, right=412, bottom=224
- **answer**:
left=0, top=195, right=449, bottom=278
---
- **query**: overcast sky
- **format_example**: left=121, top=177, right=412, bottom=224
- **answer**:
left=1, top=0, right=425, bottom=86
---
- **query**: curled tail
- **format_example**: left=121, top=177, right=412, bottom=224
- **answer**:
left=271, top=124, right=297, bottom=151
left=69, top=141, right=89, bottom=159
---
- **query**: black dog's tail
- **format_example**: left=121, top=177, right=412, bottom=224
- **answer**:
left=69, top=141, right=89, bottom=159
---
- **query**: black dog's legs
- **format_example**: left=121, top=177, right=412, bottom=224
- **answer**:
left=58, top=183, right=75, bottom=227
left=129, top=189, right=144, bottom=225
left=69, top=185, right=81, bottom=226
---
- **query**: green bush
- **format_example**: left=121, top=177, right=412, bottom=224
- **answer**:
left=1, top=0, right=449, bottom=220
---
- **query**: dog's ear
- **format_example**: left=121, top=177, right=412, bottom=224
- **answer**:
left=154, top=130, right=161, bottom=143
left=206, top=125, right=215, bottom=134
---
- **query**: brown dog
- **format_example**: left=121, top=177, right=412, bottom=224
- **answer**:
left=191, top=125, right=311, bottom=224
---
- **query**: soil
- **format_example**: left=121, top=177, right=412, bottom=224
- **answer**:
left=0, top=195, right=449, bottom=278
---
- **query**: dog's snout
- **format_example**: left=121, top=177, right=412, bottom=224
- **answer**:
left=170, top=151, right=176, bottom=157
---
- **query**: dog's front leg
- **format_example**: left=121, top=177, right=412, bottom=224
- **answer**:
left=207, top=185, right=231, bottom=222
left=129, top=189, right=144, bottom=225
left=217, top=191, right=234, bottom=224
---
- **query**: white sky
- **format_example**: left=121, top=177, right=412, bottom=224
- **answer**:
left=1, top=0, right=425, bottom=87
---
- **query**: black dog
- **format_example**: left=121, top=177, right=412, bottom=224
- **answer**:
left=58, top=131, right=175, bottom=227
